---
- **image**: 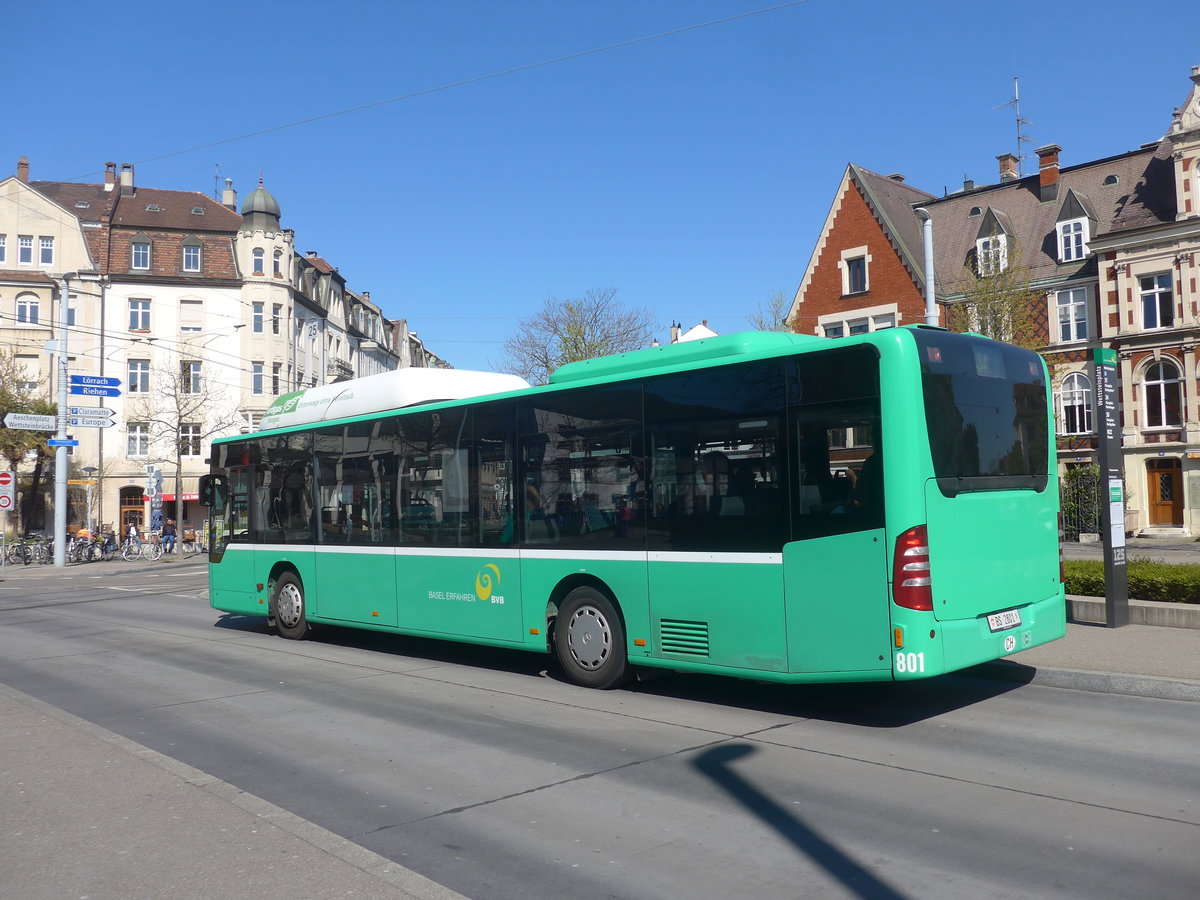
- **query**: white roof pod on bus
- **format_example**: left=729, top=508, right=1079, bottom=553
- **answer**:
left=257, top=368, right=530, bottom=431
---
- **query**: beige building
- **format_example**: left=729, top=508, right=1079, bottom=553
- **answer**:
left=0, top=159, right=443, bottom=538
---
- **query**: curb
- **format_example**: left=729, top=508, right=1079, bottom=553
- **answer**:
left=974, top=658, right=1200, bottom=703
left=1068, top=595, right=1200, bottom=629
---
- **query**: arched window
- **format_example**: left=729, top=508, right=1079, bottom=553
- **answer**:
left=1058, top=372, right=1093, bottom=435
left=1144, top=359, right=1183, bottom=429
left=252, top=247, right=265, bottom=276
left=16, top=292, right=40, bottom=324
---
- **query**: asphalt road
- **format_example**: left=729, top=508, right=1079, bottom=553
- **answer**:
left=1, top=562, right=1198, bottom=900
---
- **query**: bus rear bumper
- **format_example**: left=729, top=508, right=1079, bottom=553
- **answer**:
left=937, top=588, right=1067, bottom=676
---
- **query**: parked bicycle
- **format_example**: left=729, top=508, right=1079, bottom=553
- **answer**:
left=5, top=534, right=50, bottom=566
left=121, top=530, right=162, bottom=562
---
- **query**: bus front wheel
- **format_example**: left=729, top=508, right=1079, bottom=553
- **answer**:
left=272, top=572, right=310, bottom=640
left=554, top=587, right=630, bottom=689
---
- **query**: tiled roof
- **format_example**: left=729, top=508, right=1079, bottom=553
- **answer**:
left=29, top=180, right=120, bottom=222
left=850, top=167, right=936, bottom=287
left=110, top=186, right=242, bottom=232
left=1106, top=138, right=1176, bottom=232
left=915, top=144, right=1171, bottom=294
left=32, top=180, right=242, bottom=233
left=0, top=269, right=56, bottom=285
left=302, top=254, right=336, bottom=274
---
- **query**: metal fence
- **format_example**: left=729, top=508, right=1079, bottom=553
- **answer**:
left=1060, top=467, right=1101, bottom=541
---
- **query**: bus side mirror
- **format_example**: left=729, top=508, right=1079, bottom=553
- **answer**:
left=199, top=474, right=228, bottom=515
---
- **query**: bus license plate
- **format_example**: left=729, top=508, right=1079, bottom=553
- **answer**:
left=987, top=609, right=1022, bottom=632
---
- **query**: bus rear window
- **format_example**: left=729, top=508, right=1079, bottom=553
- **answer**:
left=913, top=331, right=1049, bottom=496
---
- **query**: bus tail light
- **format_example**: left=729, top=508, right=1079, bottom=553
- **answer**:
left=893, top=525, right=933, bottom=611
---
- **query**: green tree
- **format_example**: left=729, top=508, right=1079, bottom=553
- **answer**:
left=945, top=231, right=1043, bottom=350
left=0, top=350, right=59, bottom=535
left=496, top=287, right=657, bottom=385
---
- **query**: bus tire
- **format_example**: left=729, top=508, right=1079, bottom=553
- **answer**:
left=554, top=587, right=630, bottom=689
left=272, top=572, right=310, bottom=640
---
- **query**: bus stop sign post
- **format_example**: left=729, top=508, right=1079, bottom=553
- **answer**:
left=1093, top=347, right=1129, bottom=628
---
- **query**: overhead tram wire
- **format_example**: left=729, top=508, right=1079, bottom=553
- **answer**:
left=64, top=1, right=816, bottom=180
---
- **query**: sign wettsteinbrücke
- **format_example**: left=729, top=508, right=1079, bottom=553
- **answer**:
left=3, top=413, right=57, bottom=431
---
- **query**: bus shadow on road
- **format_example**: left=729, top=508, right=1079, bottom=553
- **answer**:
left=627, top=669, right=1030, bottom=727
left=210, top=615, right=1028, bottom=726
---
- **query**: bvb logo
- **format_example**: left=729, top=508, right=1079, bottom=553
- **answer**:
left=475, top=564, right=501, bottom=601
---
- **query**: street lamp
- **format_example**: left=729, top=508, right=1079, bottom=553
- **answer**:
left=53, top=270, right=101, bottom=567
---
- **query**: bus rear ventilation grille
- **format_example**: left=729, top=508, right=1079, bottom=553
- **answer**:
left=659, top=619, right=710, bottom=657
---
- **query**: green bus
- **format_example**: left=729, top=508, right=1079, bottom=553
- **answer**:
left=201, top=326, right=1064, bottom=689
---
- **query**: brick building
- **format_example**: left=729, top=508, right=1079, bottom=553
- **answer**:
left=789, top=64, right=1200, bottom=535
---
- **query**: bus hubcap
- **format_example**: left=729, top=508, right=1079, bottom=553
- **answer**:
left=567, top=606, right=610, bottom=670
left=277, top=584, right=303, bottom=627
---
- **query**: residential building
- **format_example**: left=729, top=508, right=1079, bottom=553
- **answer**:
left=788, top=64, right=1200, bottom=535
left=1, top=159, right=415, bottom=536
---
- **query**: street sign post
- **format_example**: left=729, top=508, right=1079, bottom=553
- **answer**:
left=1094, top=346, right=1129, bottom=628
left=3, top=413, right=58, bottom=431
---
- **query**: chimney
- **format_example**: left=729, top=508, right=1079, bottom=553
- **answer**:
left=120, top=163, right=135, bottom=196
left=17, top=156, right=29, bottom=183
left=963, top=177, right=975, bottom=192
left=997, top=153, right=1019, bottom=182
left=221, top=177, right=237, bottom=209
left=104, top=162, right=117, bottom=189
left=307, top=251, right=318, bottom=258
left=1036, top=144, right=1062, bottom=202
left=670, top=322, right=681, bottom=344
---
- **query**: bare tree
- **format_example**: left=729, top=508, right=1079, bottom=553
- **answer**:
left=496, top=288, right=657, bottom=385
left=126, top=359, right=245, bottom=528
left=747, top=288, right=793, bottom=332
left=945, top=232, right=1043, bottom=351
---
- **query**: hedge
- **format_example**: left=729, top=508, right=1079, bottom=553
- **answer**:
left=1063, top=559, right=1200, bottom=604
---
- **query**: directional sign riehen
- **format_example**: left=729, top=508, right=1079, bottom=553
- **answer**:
left=3, top=413, right=58, bottom=431
left=69, top=384, right=121, bottom=398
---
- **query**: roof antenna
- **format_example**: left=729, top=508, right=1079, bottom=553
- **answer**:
left=213, top=162, right=223, bottom=201
left=994, top=76, right=1034, bottom=176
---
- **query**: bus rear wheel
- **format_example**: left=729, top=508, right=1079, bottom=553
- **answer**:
left=272, top=572, right=310, bottom=640
left=554, top=587, right=630, bottom=689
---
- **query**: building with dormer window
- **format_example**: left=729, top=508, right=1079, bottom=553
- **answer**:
left=0, top=159, right=425, bottom=537
left=789, top=63, right=1200, bottom=535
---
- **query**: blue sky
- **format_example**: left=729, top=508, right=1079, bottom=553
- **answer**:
left=9, top=0, right=1198, bottom=371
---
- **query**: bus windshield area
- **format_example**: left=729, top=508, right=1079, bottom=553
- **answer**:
left=913, top=330, right=1049, bottom=496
